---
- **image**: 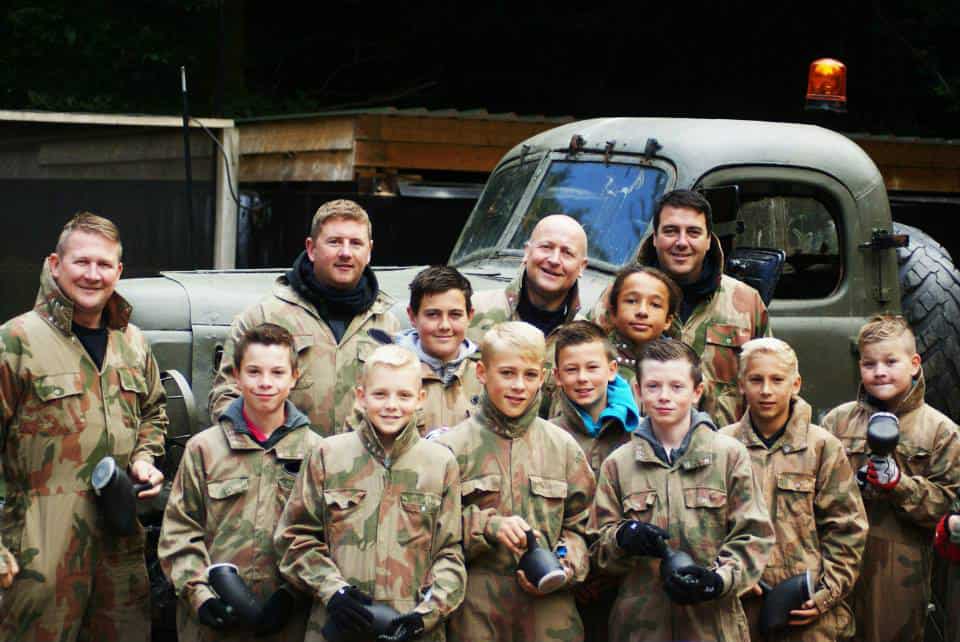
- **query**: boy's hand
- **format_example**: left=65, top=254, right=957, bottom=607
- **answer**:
left=866, top=456, right=900, bottom=490
left=616, top=520, right=669, bottom=557
left=516, top=567, right=572, bottom=597
left=378, top=611, right=425, bottom=641
left=130, top=459, right=164, bottom=498
left=662, top=565, right=723, bottom=605
left=492, top=516, right=533, bottom=557
left=326, top=586, right=374, bottom=636
left=788, top=599, right=821, bottom=627
left=198, top=598, right=238, bottom=630
left=0, top=548, right=19, bottom=588
left=744, top=583, right=764, bottom=598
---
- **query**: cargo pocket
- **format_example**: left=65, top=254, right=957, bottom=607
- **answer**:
left=622, top=489, right=657, bottom=519
left=22, top=372, right=86, bottom=436
left=529, top=476, right=568, bottom=542
left=323, top=488, right=367, bottom=545
left=461, top=474, right=501, bottom=511
left=897, top=442, right=930, bottom=477
left=207, top=477, right=250, bottom=525
left=397, top=491, right=441, bottom=546
left=775, top=472, right=817, bottom=550
left=117, top=367, right=148, bottom=427
left=683, top=486, right=727, bottom=535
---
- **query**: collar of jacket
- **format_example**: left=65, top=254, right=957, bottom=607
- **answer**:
left=352, top=407, right=420, bottom=467
left=609, top=329, right=641, bottom=369
left=638, top=232, right=725, bottom=294
left=477, top=390, right=542, bottom=439
left=394, top=327, right=480, bottom=385
left=419, top=352, right=480, bottom=385
left=219, top=398, right=312, bottom=456
left=856, top=369, right=926, bottom=416
left=731, top=397, right=813, bottom=454
left=557, top=384, right=624, bottom=438
left=272, top=268, right=395, bottom=322
left=503, top=268, right=582, bottom=324
left=33, top=260, right=132, bottom=335
left=632, top=410, right=717, bottom=467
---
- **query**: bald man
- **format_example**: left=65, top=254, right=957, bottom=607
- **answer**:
left=468, top=214, right=588, bottom=415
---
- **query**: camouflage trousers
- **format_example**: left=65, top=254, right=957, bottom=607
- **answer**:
left=446, top=568, right=583, bottom=642
left=0, top=494, right=149, bottom=642
left=741, top=592, right=855, bottom=642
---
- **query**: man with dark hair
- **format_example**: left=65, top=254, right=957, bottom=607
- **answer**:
left=594, top=189, right=770, bottom=426
left=210, top=199, right=399, bottom=435
left=0, top=212, right=168, bottom=641
left=396, top=265, right=482, bottom=435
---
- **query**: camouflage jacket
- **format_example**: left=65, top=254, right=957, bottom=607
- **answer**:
left=209, top=273, right=398, bottom=436
left=550, top=390, right=632, bottom=480
left=0, top=262, right=167, bottom=554
left=158, top=399, right=320, bottom=640
left=720, top=398, right=868, bottom=636
left=274, top=410, right=465, bottom=638
left=591, top=235, right=771, bottom=427
left=822, top=373, right=960, bottom=642
left=468, top=270, right=581, bottom=417
left=417, top=355, right=483, bottom=435
left=590, top=413, right=775, bottom=642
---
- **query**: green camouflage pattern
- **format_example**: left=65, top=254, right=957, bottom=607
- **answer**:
left=822, top=373, right=960, bottom=642
left=417, top=354, right=483, bottom=435
left=435, top=393, right=596, bottom=642
left=468, top=270, right=581, bottom=417
left=209, top=274, right=399, bottom=436
left=0, top=261, right=168, bottom=641
left=274, top=410, right=465, bottom=640
left=590, top=235, right=771, bottom=427
left=720, top=397, right=868, bottom=641
left=158, top=400, right=321, bottom=641
left=589, top=417, right=775, bottom=642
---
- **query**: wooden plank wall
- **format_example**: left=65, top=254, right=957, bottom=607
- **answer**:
left=854, top=138, right=960, bottom=193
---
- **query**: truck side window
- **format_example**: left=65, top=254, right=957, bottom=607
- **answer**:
left=454, top=162, right=538, bottom=261
left=736, top=196, right=841, bottom=299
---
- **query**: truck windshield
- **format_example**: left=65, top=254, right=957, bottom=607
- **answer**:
left=454, top=161, right=539, bottom=260
left=506, top=161, right=668, bottom=266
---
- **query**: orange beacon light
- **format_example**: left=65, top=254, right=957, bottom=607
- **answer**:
left=805, top=58, right=847, bottom=113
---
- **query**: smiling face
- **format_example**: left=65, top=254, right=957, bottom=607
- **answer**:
left=556, top=340, right=618, bottom=419
left=305, top=216, right=372, bottom=290
left=740, top=352, right=801, bottom=436
left=639, top=358, right=703, bottom=433
left=237, top=343, right=298, bottom=428
left=478, top=351, right=545, bottom=418
left=612, top=272, right=674, bottom=347
left=651, top=206, right=711, bottom=283
left=408, top=289, right=474, bottom=363
left=357, top=363, right=424, bottom=442
left=859, top=337, right=921, bottom=409
left=48, top=230, right=123, bottom=328
left=522, top=215, right=588, bottom=309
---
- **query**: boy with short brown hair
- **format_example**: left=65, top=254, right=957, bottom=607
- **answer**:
left=823, top=315, right=960, bottom=642
left=720, top=338, right=868, bottom=641
left=436, top=321, right=596, bottom=642
left=590, top=337, right=774, bottom=642
left=275, top=344, right=466, bottom=642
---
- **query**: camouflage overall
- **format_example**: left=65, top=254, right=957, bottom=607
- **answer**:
left=0, top=262, right=168, bottom=642
left=720, top=398, right=869, bottom=641
left=416, top=354, right=483, bottom=435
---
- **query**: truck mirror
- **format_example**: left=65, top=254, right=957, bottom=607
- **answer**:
left=725, top=248, right=786, bottom=307
left=161, top=369, right=197, bottom=475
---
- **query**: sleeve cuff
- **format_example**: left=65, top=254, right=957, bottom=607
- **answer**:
left=888, top=471, right=918, bottom=502
left=130, top=452, right=155, bottom=467
left=713, top=564, right=737, bottom=598
left=188, top=583, right=217, bottom=614
left=812, top=587, right=836, bottom=613
left=319, top=581, right=351, bottom=607
left=414, top=602, right=439, bottom=632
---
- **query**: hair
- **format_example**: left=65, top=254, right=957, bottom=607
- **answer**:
left=738, top=337, right=800, bottom=380
left=409, top=265, right=474, bottom=314
left=607, top=265, right=682, bottom=319
left=481, top=321, right=546, bottom=366
left=857, top=314, right=918, bottom=354
left=310, top=199, right=372, bottom=240
left=56, top=212, right=123, bottom=259
left=233, top=323, right=298, bottom=372
left=361, top=344, right=422, bottom=385
left=554, top=320, right=617, bottom=364
left=637, top=337, right=702, bottom=386
left=652, top=189, right=713, bottom=236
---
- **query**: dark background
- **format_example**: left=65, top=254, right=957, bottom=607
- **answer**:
left=2, top=1, right=958, bottom=137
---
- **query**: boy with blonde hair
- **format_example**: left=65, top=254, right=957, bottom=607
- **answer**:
left=720, top=338, right=868, bottom=641
left=275, top=344, right=465, bottom=642
left=823, top=315, right=960, bottom=642
left=437, top=321, right=596, bottom=642
left=590, top=337, right=774, bottom=642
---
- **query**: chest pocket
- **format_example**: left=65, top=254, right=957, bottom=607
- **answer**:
left=397, top=491, right=441, bottom=547
left=896, top=442, right=931, bottom=477
left=775, top=472, right=816, bottom=520
left=703, top=323, right=752, bottom=383
left=117, top=367, right=147, bottom=426
left=206, top=477, right=250, bottom=526
left=462, top=474, right=501, bottom=511
left=292, top=335, right=315, bottom=390
left=276, top=461, right=302, bottom=509
left=622, top=489, right=657, bottom=519
left=528, top=476, right=568, bottom=544
left=839, top=437, right=867, bottom=468
left=323, top=488, right=367, bottom=546
left=22, top=372, right=86, bottom=436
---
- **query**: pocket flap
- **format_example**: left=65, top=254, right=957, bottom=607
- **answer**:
left=33, top=372, right=83, bottom=402
left=324, top=488, right=366, bottom=510
left=683, top=487, right=727, bottom=508
left=896, top=443, right=930, bottom=460
left=207, top=477, right=250, bottom=499
left=118, top=368, right=147, bottom=394
left=529, top=476, right=568, bottom=499
left=776, top=472, right=816, bottom=493
left=840, top=438, right=866, bottom=455
left=705, top=324, right=752, bottom=348
left=400, top=491, right=441, bottom=513
left=623, top=489, right=657, bottom=512
left=293, top=334, right=315, bottom=352
left=462, top=474, right=502, bottom=496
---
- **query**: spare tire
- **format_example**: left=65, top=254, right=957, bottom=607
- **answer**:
left=892, top=222, right=960, bottom=418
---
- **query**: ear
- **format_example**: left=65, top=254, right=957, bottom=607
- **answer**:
left=579, top=256, right=588, bottom=278
left=909, top=352, right=922, bottom=377
left=418, top=387, right=427, bottom=403
left=466, top=307, right=476, bottom=323
left=47, top=253, right=61, bottom=278
left=407, top=305, right=417, bottom=326
left=692, top=381, right=705, bottom=405
left=607, top=360, right=619, bottom=381
left=305, top=235, right=317, bottom=262
left=791, top=374, right=802, bottom=397
left=476, top=360, right=487, bottom=385
left=355, top=385, right=366, bottom=406
left=116, top=261, right=123, bottom=279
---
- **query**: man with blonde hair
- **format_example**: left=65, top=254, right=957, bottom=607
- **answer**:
left=721, top=338, right=867, bottom=641
left=436, top=321, right=596, bottom=641
left=0, top=212, right=168, bottom=641
left=211, top=199, right=399, bottom=436
left=823, top=315, right=960, bottom=642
